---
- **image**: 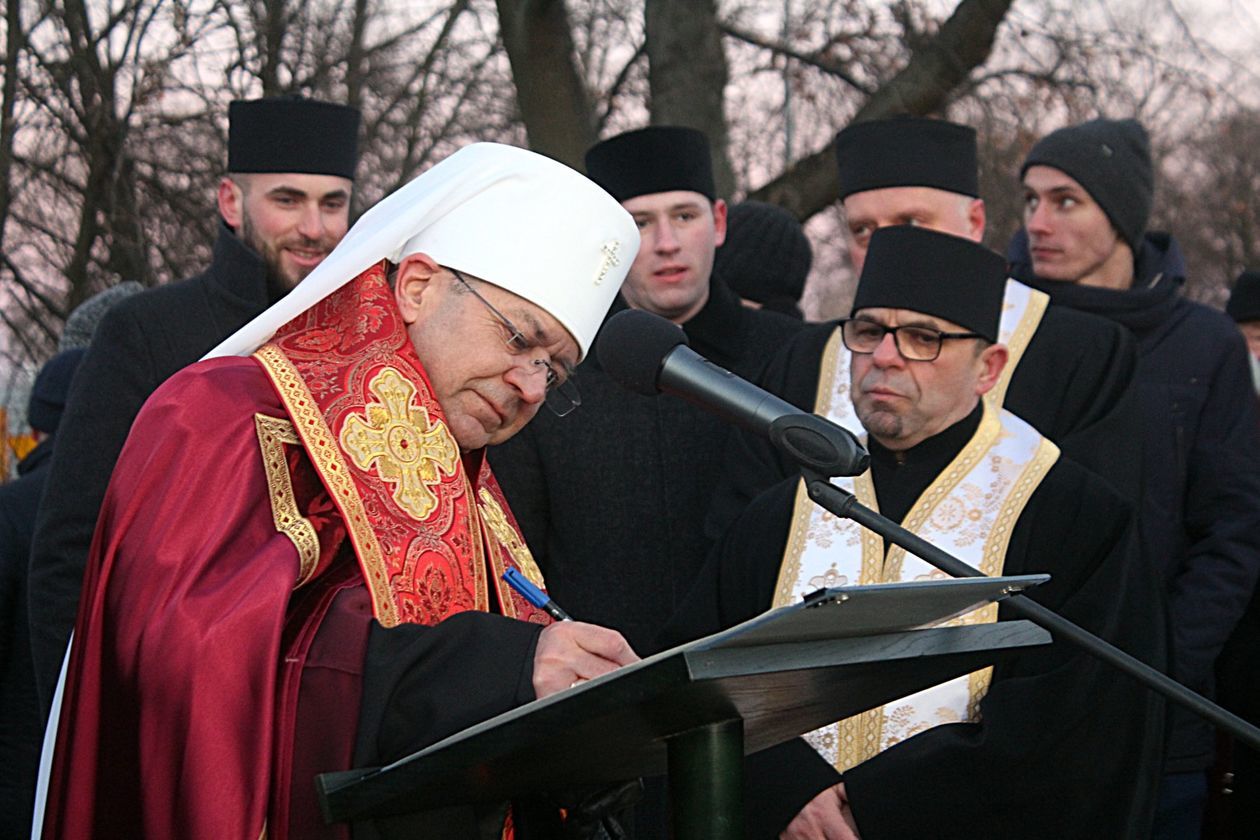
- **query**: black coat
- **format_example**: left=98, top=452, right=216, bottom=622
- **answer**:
left=662, top=409, right=1167, bottom=839
left=488, top=280, right=803, bottom=655
left=27, top=225, right=270, bottom=714
left=0, top=440, right=53, bottom=839
left=1010, top=229, right=1260, bottom=772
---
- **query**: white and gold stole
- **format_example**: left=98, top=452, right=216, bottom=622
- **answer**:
left=773, top=278, right=1056, bottom=772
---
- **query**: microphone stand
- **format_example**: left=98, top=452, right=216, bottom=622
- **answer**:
left=769, top=413, right=1260, bottom=752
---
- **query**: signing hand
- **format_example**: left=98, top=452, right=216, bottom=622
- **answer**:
left=532, top=621, right=639, bottom=698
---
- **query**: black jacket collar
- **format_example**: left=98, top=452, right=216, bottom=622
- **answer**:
left=1007, top=229, right=1184, bottom=338
left=585, top=276, right=747, bottom=373
left=208, top=221, right=273, bottom=307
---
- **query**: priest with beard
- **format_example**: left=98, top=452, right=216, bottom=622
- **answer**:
left=27, top=96, right=362, bottom=714
left=661, top=226, right=1166, bottom=839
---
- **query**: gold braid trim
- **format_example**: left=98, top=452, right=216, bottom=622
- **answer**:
left=966, top=431, right=1061, bottom=717
left=987, top=284, right=1049, bottom=409
left=253, top=344, right=399, bottom=627
left=254, top=414, right=321, bottom=589
left=775, top=329, right=849, bottom=607
left=882, top=407, right=1001, bottom=582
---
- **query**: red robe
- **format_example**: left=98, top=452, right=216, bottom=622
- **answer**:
left=42, top=265, right=550, bottom=839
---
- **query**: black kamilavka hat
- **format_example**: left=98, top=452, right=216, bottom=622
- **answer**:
left=834, top=117, right=979, bottom=200
left=228, top=97, right=360, bottom=180
left=584, top=126, right=715, bottom=202
left=1227, top=270, right=1260, bottom=323
left=853, top=225, right=1006, bottom=343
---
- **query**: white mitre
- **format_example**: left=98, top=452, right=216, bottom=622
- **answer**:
left=204, top=142, right=639, bottom=361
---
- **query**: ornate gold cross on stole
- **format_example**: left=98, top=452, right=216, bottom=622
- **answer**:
left=340, top=367, right=460, bottom=520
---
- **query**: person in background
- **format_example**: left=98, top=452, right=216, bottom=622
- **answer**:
left=713, top=199, right=812, bottom=319
left=1012, top=116, right=1260, bottom=839
left=27, top=96, right=362, bottom=713
left=0, top=348, right=84, bottom=840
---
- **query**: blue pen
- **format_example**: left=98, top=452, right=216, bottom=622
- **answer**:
left=503, top=567, right=572, bottom=622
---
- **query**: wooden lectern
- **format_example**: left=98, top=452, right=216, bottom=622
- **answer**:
left=318, top=575, right=1049, bottom=838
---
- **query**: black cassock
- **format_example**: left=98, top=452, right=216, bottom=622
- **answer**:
left=706, top=301, right=1143, bottom=543
left=661, top=407, right=1168, bottom=840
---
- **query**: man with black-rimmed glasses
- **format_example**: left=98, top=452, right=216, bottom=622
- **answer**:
left=662, top=225, right=1165, bottom=840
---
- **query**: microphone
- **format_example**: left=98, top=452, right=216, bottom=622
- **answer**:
left=596, top=309, right=869, bottom=477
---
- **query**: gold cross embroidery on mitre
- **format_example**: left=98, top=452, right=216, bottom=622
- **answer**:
left=339, top=367, right=460, bottom=521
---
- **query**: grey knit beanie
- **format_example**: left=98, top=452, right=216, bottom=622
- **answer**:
left=59, top=281, right=145, bottom=351
left=1021, top=118, right=1153, bottom=251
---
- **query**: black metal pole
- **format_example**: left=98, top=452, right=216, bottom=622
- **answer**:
left=667, top=718, right=744, bottom=840
left=804, top=476, right=1260, bottom=753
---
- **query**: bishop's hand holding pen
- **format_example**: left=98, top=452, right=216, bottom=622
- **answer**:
left=503, top=568, right=640, bottom=699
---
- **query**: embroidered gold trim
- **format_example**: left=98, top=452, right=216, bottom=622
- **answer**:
left=479, top=487, right=545, bottom=591
left=987, top=283, right=1049, bottom=409
left=464, top=472, right=489, bottom=613
left=775, top=329, right=850, bottom=608
left=475, top=488, right=517, bottom=618
left=853, top=471, right=883, bottom=586
left=835, top=704, right=884, bottom=773
left=339, top=368, right=459, bottom=521
left=882, top=407, right=1001, bottom=582
left=254, top=344, right=399, bottom=627
left=254, top=414, right=321, bottom=589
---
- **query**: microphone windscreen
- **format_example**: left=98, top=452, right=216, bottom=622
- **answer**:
left=596, top=309, right=689, bottom=396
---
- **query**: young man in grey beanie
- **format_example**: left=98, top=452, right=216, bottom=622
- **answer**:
left=1012, top=116, right=1260, bottom=840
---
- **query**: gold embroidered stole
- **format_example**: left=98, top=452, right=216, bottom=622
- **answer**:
left=986, top=279, right=1049, bottom=409
left=249, top=263, right=551, bottom=628
left=775, top=401, right=1058, bottom=770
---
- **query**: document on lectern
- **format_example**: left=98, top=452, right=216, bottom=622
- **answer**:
left=697, top=573, right=1049, bottom=650
left=394, top=573, right=1049, bottom=746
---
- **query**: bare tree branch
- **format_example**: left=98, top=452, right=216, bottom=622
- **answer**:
left=747, top=0, right=1015, bottom=220
left=719, top=21, right=874, bottom=96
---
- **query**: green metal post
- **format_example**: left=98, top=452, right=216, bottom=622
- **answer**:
left=667, top=717, right=744, bottom=839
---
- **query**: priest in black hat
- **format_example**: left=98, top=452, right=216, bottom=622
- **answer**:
left=489, top=126, right=801, bottom=659
left=662, top=226, right=1166, bottom=840
left=709, top=117, right=1145, bottom=549
left=1227, top=269, right=1260, bottom=378
left=28, top=95, right=361, bottom=713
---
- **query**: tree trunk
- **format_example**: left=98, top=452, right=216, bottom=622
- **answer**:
left=0, top=0, right=23, bottom=257
left=496, top=0, right=596, bottom=171
left=747, top=0, right=1015, bottom=220
left=644, top=0, right=734, bottom=198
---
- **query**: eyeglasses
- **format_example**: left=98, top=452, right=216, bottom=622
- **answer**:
left=448, top=268, right=582, bottom=417
left=839, top=318, right=985, bottom=362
